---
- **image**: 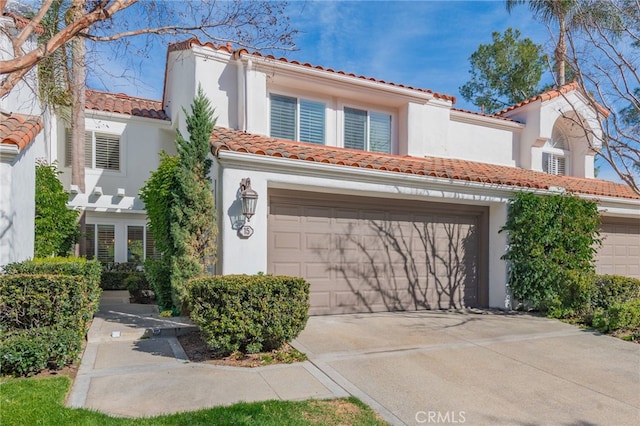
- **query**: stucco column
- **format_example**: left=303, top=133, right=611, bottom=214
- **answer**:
left=489, top=202, right=509, bottom=309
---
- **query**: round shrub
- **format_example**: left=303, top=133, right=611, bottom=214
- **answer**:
left=592, top=275, right=640, bottom=310
left=187, top=275, right=310, bottom=355
left=592, top=298, right=640, bottom=333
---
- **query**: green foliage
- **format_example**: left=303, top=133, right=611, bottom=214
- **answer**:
left=34, top=163, right=79, bottom=257
left=592, top=275, right=640, bottom=310
left=460, top=28, right=547, bottom=113
left=592, top=299, right=640, bottom=333
left=500, top=192, right=601, bottom=309
left=546, top=270, right=597, bottom=318
left=188, top=275, right=310, bottom=355
left=3, top=257, right=102, bottom=319
left=1, top=258, right=102, bottom=376
left=1, top=327, right=82, bottom=377
left=140, top=87, right=217, bottom=312
left=144, top=259, right=173, bottom=311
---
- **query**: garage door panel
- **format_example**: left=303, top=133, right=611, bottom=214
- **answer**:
left=269, top=191, right=487, bottom=314
left=271, top=262, right=300, bottom=276
left=596, top=218, right=640, bottom=279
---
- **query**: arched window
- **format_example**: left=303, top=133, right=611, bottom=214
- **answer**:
left=543, top=121, right=571, bottom=175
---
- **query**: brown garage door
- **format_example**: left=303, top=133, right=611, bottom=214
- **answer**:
left=596, top=217, right=640, bottom=279
left=268, top=190, right=488, bottom=315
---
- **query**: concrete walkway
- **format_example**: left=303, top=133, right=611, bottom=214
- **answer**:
left=66, top=291, right=347, bottom=418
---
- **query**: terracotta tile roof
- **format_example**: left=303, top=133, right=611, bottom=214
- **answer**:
left=168, top=38, right=456, bottom=103
left=2, top=12, right=45, bottom=34
left=0, top=113, right=43, bottom=151
left=496, top=82, right=581, bottom=115
left=85, top=89, right=169, bottom=120
left=211, top=127, right=639, bottom=200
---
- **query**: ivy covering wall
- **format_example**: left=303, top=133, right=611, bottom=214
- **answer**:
left=500, top=192, right=601, bottom=309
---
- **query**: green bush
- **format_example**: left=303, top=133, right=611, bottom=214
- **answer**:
left=546, top=270, right=597, bottom=318
left=1, top=258, right=102, bottom=376
left=0, top=327, right=82, bottom=377
left=592, top=299, right=640, bottom=333
left=500, top=193, right=601, bottom=309
left=145, top=259, right=172, bottom=311
left=0, top=274, right=92, bottom=332
left=34, top=163, right=79, bottom=257
left=592, top=275, right=640, bottom=310
left=3, top=257, right=102, bottom=316
left=188, top=275, right=310, bottom=355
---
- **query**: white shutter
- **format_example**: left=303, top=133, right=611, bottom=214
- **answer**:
left=270, top=94, right=296, bottom=141
left=65, top=130, right=92, bottom=168
left=299, top=99, right=325, bottom=144
left=344, top=107, right=367, bottom=150
left=127, top=225, right=144, bottom=263
left=369, top=112, right=391, bottom=153
left=543, top=153, right=566, bottom=175
left=94, top=133, right=120, bottom=171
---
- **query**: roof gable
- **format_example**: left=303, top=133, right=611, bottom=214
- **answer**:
left=211, top=127, right=639, bottom=201
left=0, top=113, right=43, bottom=151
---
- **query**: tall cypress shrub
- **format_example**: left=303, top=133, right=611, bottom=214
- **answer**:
left=140, top=87, right=217, bottom=312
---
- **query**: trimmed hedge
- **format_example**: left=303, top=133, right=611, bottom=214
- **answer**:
left=1, top=258, right=102, bottom=376
left=592, top=299, right=640, bottom=334
left=4, top=257, right=102, bottom=316
left=592, top=275, right=640, bottom=310
left=187, top=275, right=310, bottom=355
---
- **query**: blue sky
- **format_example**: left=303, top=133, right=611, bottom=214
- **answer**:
left=88, top=0, right=555, bottom=112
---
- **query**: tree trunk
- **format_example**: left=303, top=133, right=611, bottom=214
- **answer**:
left=71, top=0, right=87, bottom=256
left=557, top=17, right=567, bottom=86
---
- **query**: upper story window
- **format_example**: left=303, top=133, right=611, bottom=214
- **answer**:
left=270, top=94, right=325, bottom=144
left=65, top=130, right=121, bottom=171
left=543, top=122, right=570, bottom=176
left=344, top=107, right=392, bottom=153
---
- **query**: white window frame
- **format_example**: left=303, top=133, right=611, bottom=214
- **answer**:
left=338, top=102, right=396, bottom=154
left=65, top=129, right=123, bottom=174
left=269, top=92, right=327, bottom=145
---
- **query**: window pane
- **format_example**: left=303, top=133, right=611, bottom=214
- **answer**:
left=97, top=225, right=115, bottom=262
left=270, top=94, right=296, bottom=141
left=145, top=227, right=161, bottom=259
left=95, top=134, right=120, bottom=171
left=543, top=153, right=566, bottom=175
left=65, top=130, right=92, bottom=168
left=127, top=226, right=144, bottom=264
left=370, top=112, right=391, bottom=153
left=85, top=224, right=96, bottom=260
left=344, top=107, right=366, bottom=150
left=299, top=99, right=325, bottom=144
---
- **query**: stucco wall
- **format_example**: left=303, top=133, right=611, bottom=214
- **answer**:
left=0, top=138, right=39, bottom=267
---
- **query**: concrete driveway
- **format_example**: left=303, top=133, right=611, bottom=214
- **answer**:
left=293, top=311, right=640, bottom=426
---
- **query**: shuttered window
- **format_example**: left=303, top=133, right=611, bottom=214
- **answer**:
left=299, top=99, right=325, bottom=144
left=270, top=94, right=325, bottom=144
left=65, top=130, right=120, bottom=171
left=344, top=107, right=391, bottom=153
left=65, top=130, right=92, bottom=167
left=543, top=153, right=567, bottom=175
left=145, top=227, right=161, bottom=259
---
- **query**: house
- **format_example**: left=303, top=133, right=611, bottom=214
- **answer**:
left=3, top=34, right=639, bottom=314
left=0, top=12, right=45, bottom=267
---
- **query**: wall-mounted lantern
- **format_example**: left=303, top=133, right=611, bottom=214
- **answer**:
left=239, top=178, right=258, bottom=238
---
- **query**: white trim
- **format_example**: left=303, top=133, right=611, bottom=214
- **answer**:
left=85, top=109, right=172, bottom=128
left=450, top=109, right=524, bottom=131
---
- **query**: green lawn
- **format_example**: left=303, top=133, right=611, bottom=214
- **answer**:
left=0, top=376, right=386, bottom=426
